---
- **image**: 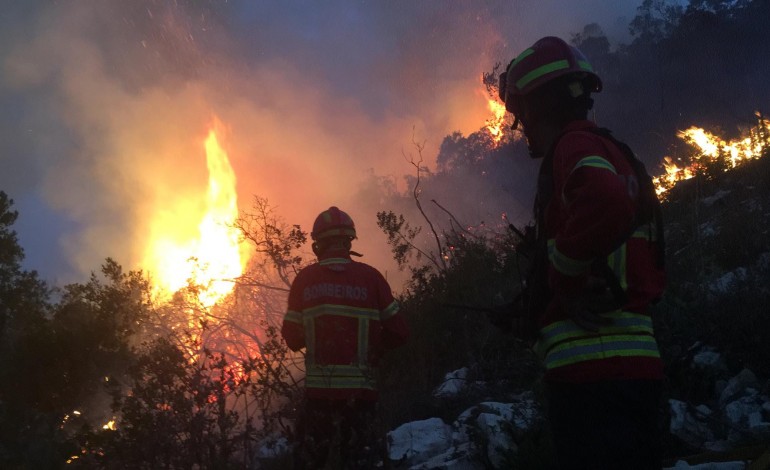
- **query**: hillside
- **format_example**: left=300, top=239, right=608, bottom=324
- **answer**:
left=377, top=154, right=770, bottom=469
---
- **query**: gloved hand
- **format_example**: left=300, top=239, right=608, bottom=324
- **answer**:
left=486, top=295, right=538, bottom=342
left=559, top=276, right=619, bottom=332
left=486, top=301, right=516, bottom=333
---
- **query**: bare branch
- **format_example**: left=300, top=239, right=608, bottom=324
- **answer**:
left=404, top=129, right=447, bottom=271
left=431, top=199, right=480, bottom=240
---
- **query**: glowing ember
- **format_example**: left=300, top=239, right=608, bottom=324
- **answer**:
left=653, top=112, right=770, bottom=197
left=143, top=121, right=245, bottom=305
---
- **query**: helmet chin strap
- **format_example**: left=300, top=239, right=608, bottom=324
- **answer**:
left=312, top=238, right=363, bottom=257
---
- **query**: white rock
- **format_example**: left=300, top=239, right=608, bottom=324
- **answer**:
left=719, top=368, right=758, bottom=406
left=692, top=348, right=726, bottom=371
left=665, top=459, right=746, bottom=469
left=669, top=399, right=715, bottom=446
left=476, top=411, right=516, bottom=468
left=409, top=441, right=483, bottom=470
left=433, top=367, right=469, bottom=398
left=256, top=436, right=289, bottom=459
left=388, top=417, right=453, bottom=466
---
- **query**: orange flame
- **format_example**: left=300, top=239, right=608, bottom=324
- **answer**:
left=143, top=121, right=245, bottom=305
left=653, top=112, right=770, bottom=197
left=485, top=97, right=507, bottom=144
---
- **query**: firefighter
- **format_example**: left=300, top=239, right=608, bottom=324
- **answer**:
left=499, top=37, right=666, bottom=469
left=281, top=206, right=409, bottom=469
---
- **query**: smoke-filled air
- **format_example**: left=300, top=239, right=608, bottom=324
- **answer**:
left=1, top=0, right=645, bottom=287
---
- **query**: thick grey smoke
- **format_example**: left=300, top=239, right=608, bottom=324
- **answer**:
left=0, top=0, right=640, bottom=287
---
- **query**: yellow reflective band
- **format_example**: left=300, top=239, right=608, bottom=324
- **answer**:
left=578, top=60, right=594, bottom=72
left=540, top=311, right=654, bottom=346
left=284, top=310, right=302, bottom=325
left=319, top=257, right=351, bottom=266
left=536, top=311, right=660, bottom=370
left=306, top=377, right=376, bottom=390
left=307, top=364, right=372, bottom=377
left=544, top=335, right=660, bottom=370
left=303, top=313, right=316, bottom=364
left=548, top=239, right=592, bottom=276
left=381, top=300, right=399, bottom=319
left=358, top=317, right=369, bottom=365
left=572, top=155, right=617, bottom=174
left=632, top=224, right=659, bottom=241
left=509, top=47, right=535, bottom=71
left=305, top=371, right=376, bottom=390
left=516, top=59, right=569, bottom=90
left=303, top=304, right=381, bottom=321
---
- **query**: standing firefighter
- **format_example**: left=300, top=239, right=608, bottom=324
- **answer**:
left=499, top=37, right=666, bottom=469
left=281, top=206, right=409, bottom=469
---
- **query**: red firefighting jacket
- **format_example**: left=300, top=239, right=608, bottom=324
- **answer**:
left=281, top=251, right=409, bottom=400
left=536, top=120, right=666, bottom=383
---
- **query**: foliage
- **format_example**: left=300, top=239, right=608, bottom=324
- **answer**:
left=69, top=321, right=298, bottom=469
left=377, top=215, right=541, bottom=428
left=376, top=210, right=424, bottom=270
left=0, top=193, right=65, bottom=467
left=233, top=195, right=308, bottom=287
left=0, top=191, right=308, bottom=468
left=72, top=197, right=310, bottom=468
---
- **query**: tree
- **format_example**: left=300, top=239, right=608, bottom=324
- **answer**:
left=0, top=192, right=64, bottom=467
left=629, top=0, right=683, bottom=44
left=68, top=196, right=308, bottom=468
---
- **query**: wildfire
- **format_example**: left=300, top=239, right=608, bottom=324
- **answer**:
left=653, top=112, right=770, bottom=197
left=143, top=121, right=246, bottom=305
left=485, top=96, right=508, bottom=144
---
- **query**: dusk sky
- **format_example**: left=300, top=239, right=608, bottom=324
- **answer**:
left=0, top=1, right=646, bottom=287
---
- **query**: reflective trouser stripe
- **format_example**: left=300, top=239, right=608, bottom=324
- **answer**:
left=306, top=365, right=375, bottom=390
left=537, top=311, right=660, bottom=370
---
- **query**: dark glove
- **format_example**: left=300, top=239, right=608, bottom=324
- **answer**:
left=486, top=295, right=538, bottom=342
left=486, top=301, right=516, bottom=333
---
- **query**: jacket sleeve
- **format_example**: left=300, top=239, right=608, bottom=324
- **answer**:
left=548, top=134, right=636, bottom=300
left=376, top=273, right=410, bottom=349
left=281, top=311, right=305, bottom=352
left=281, top=280, right=306, bottom=352
left=382, top=302, right=409, bottom=350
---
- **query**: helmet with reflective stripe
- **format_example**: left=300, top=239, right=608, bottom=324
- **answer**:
left=311, top=206, right=357, bottom=241
left=499, top=36, right=602, bottom=113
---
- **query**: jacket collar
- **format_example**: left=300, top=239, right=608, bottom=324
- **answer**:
left=317, top=250, right=352, bottom=265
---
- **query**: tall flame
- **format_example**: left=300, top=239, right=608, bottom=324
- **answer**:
left=144, top=122, right=245, bottom=305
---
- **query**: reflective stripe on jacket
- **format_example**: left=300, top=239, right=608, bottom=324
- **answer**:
left=536, top=310, right=660, bottom=370
left=281, top=255, right=408, bottom=400
left=539, top=121, right=665, bottom=382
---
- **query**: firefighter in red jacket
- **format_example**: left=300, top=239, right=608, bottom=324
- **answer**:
left=281, top=206, right=409, bottom=469
left=499, top=37, right=666, bottom=469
